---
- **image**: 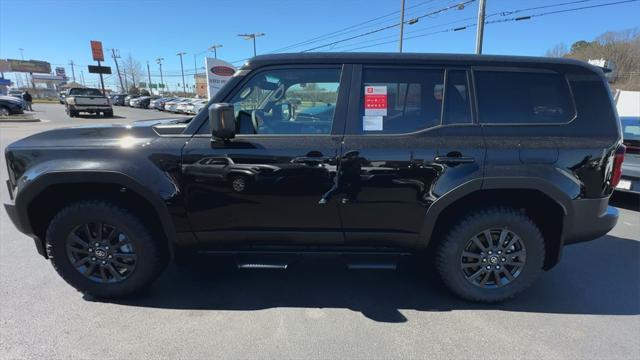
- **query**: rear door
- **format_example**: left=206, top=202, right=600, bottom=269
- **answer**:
left=337, top=65, right=485, bottom=247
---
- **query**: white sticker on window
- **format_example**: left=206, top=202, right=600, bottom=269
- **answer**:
left=363, top=116, right=383, bottom=131
left=364, top=85, right=387, bottom=116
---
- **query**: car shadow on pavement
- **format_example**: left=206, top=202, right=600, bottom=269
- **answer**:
left=73, top=115, right=126, bottom=119
left=100, top=234, right=640, bottom=322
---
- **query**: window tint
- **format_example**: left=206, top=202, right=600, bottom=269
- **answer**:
left=229, top=68, right=341, bottom=135
left=475, top=71, right=575, bottom=124
left=443, top=70, right=472, bottom=125
left=358, top=68, right=444, bottom=134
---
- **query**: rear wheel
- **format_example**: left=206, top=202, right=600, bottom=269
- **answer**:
left=0, top=106, right=10, bottom=116
left=435, top=207, right=545, bottom=303
left=46, top=201, right=167, bottom=298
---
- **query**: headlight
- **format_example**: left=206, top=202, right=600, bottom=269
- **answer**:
left=67, top=97, right=76, bottom=105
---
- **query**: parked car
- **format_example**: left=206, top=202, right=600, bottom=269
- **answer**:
left=3, top=53, right=622, bottom=302
left=130, top=96, right=150, bottom=108
left=0, top=95, right=25, bottom=116
left=111, top=94, right=127, bottom=106
left=148, top=97, right=165, bottom=110
left=124, top=95, right=140, bottom=107
left=164, top=98, right=188, bottom=112
left=58, top=90, right=68, bottom=104
left=187, top=99, right=208, bottom=114
left=156, top=97, right=176, bottom=111
left=64, top=87, right=113, bottom=117
left=616, top=116, right=640, bottom=193
left=7, top=89, right=23, bottom=99
left=176, top=98, right=197, bottom=113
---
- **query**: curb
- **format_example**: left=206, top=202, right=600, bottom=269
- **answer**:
left=0, top=118, right=41, bottom=123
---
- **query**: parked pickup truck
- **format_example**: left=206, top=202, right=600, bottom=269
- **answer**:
left=4, top=53, right=623, bottom=302
left=65, top=88, right=113, bottom=118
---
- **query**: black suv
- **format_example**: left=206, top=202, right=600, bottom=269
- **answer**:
left=3, top=53, right=624, bottom=302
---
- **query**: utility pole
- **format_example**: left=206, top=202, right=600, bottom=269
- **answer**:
left=110, top=49, right=125, bottom=93
left=69, top=60, right=76, bottom=82
left=156, top=58, right=164, bottom=95
left=475, top=0, right=487, bottom=54
left=399, top=0, right=406, bottom=52
left=238, top=33, right=265, bottom=56
left=80, top=70, right=85, bottom=86
left=209, top=44, right=223, bottom=59
left=146, top=61, right=153, bottom=95
left=19, top=48, right=29, bottom=88
left=177, top=52, right=187, bottom=97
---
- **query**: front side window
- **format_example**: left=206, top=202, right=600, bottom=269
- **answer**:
left=443, top=70, right=472, bottom=125
left=229, top=68, right=341, bottom=135
left=475, top=70, right=575, bottom=124
left=356, top=68, right=444, bottom=134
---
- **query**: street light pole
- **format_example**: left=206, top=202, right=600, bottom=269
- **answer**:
left=209, top=44, right=223, bottom=59
left=177, top=52, right=187, bottom=97
left=475, top=0, right=487, bottom=54
left=156, top=58, right=164, bottom=95
left=399, top=0, right=406, bottom=53
left=146, top=61, right=153, bottom=95
left=238, top=33, right=265, bottom=57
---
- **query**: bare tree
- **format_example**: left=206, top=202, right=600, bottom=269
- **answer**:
left=560, top=28, right=640, bottom=90
left=121, top=53, right=144, bottom=90
left=545, top=43, right=568, bottom=58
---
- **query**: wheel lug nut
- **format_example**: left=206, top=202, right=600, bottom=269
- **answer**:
left=95, top=243, right=99, bottom=247
left=488, top=251, right=493, bottom=255
left=108, top=255, right=112, bottom=259
left=497, top=250, right=502, bottom=254
left=496, top=265, right=501, bottom=269
left=486, top=266, right=491, bottom=270
left=106, top=246, right=110, bottom=250
left=101, top=261, right=106, bottom=265
left=482, top=258, right=487, bottom=262
left=91, top=257, right=96, bottom=261
left=88, top=249, right=93, bottom=252
left=501, top=258, right=506, bottom=262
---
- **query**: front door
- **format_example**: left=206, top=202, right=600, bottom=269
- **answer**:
left=338, top=66, right=484, bottom=247
left=182, top=65, right=350, bottom=248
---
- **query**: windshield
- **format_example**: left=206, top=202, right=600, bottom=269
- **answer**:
left=69, top=88, right=103, bottom=96
left=621, top=117, right=640, bottom=141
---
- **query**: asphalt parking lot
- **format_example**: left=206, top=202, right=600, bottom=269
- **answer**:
left=1, top=104, right=639, bottom=359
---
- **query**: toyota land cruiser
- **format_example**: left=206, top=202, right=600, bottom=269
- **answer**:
left=4, top=53, right=623, bottom=302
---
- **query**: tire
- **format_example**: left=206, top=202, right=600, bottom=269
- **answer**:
left=229, top=174, right=251, bottom=193
left=104, top=111, right=113, bottom=118
left=69, top=109, right=78, bottom=117
left=46, top=201, right=167, bottom=298
left=435, top=207, right=545, bottom=303
left=0, top=106, right=10, bottom=116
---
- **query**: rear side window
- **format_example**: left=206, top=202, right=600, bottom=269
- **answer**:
left=443, top=70, right=472, bottom=125
left=358, top=68, right=444, bottom=134
left=475, top=71, right=575, bottom=124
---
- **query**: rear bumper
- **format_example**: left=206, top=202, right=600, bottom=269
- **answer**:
left=564, top=197, right=619, bottom=245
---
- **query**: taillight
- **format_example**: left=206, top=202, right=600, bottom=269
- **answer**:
left=611, top=144, right=626, bottom=188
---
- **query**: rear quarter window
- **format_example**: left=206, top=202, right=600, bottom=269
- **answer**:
left=475, top=70, right=576, bottom=124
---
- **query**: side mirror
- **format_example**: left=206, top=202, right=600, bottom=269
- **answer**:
left=281, top=103, right=293, bottom=120
left=209, top=103, right=236, bottom=140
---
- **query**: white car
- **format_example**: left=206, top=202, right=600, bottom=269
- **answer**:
left=188, top=100, right=208, bottom=114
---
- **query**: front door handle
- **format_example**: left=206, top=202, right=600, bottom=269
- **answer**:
left=434, top=155, right=475, bottom=164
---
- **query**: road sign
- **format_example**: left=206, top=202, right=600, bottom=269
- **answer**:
left=90, top=40, right=104, bottom=61
left=88, top=65, right=111, bottom=74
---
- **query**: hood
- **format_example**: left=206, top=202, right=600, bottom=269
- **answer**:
left=7, top=123, right=163, bottom=150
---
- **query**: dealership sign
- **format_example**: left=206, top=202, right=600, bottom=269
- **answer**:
left=3, top=59, right=51, bottom=73
left=90, top=40, right=105, bottom=62
left=205, top=58, right=235, bottom=99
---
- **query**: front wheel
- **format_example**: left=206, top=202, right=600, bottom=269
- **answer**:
left=46, top=201, right=167, bottom=298
left=435, top=207, right=545, bottom=303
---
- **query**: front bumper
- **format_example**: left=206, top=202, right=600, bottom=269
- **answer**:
left=3, top=202, right=47, bottom=257
left=69, top=105, right=112, bottom=112
left=564, top=197, right=619, bottom=245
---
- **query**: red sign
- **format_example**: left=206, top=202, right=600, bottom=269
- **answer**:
left=365, top=94, right=387, bottom=109
left=90, top=40, right=104, bottom=61
left=211, top=66, right=235, bottom=77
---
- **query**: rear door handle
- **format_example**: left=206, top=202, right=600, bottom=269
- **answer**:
left=434, top=156, right=475, bottom=164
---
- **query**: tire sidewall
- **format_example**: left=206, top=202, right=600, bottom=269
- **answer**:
left=438, top=209, right=545, bottom=302
left=47, top=203, right=160, bottom=297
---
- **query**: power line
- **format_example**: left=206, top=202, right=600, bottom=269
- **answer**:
left=302, top=0, right=476, bottom=52
left=338, top=0, right=640, bottom=52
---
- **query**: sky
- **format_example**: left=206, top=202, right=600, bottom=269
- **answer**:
left=1, top=0, right=639, bottom=91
